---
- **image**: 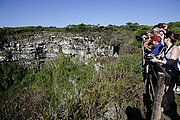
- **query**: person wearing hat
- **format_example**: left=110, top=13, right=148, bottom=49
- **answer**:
left=153, top=27, right=164, bottom=45
left=151, top=32, right=180, bottom=114
left=151, top=35, right=164, bottom=56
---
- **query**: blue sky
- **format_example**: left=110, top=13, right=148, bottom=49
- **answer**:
left=0, top=0, right=180, bottom=27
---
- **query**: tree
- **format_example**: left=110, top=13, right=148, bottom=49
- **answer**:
left=126, top=22, right=139, bottom=31
left=135, top=25, right=153, bottom=41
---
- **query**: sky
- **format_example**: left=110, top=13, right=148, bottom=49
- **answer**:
left=0, top=0, right=180, bottom=27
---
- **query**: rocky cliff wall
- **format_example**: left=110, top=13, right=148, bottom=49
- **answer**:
left=0, top=34, right=120, bottom=70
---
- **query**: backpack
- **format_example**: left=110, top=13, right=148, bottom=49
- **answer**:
left=162, top=45, right=180, bottom=76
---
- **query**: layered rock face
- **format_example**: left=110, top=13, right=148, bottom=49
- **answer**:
left=0, top=34, right=119, bottom=68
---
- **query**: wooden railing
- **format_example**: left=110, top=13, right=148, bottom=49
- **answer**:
left=143, top=46, right=171, bottom=120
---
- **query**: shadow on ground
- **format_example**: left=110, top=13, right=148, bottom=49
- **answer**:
left=163, top=101, right=180, bottom=120
left=125, top=106, right=145, bottom=120
left=143, top=92, right=180, bottom=120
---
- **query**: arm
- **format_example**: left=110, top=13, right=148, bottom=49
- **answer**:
left=151, top=47, right=159, bottom=56
left=151, top=57, right=166, bottom=64
left=170, top=47, right=179, bottom=60
left=151, top=44, right=163, bottom=56
left=151, top=47, right=179, bottom=64
left=164, top=24, right=168, bottom=30
left=151, top=47, right=179, bottom=91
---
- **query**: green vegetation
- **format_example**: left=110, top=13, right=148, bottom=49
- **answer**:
left=63, top=52, right=143, bottom=119
left=0, top=62, right=26, bottom=91
left=0, top=41, right=144, bottom=119
left=0, top=21, right=180, bottom=119
left=168, top=22, right=180, bottom=34
left=0, top=53, right=95, bottom=119
left=30, top=53, right=94, bottom=111
left=2, top=53, right=142, bottom=119
left=1, top=21, right=180, bottom=45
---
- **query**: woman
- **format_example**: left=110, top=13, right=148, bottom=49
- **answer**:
left=143, top=36, right=153, bottom=53
left=151, top=31, right=180, bottom=112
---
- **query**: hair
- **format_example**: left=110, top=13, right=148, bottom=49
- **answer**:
left=159, top=30, right=165, bottom=34
left=165, top=31, right=176, bottom=44
left=158, top=23, right=165, bottom=28
left=145, top=36, right=152, bottom=40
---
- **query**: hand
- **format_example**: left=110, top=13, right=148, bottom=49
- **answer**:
left=165, top=86, right=169, bottom=92
left=156, top=54, right=161, bottom=59
left=151, top=57, right=159, bottom=63
left=164, top=24, right=168, bottom=30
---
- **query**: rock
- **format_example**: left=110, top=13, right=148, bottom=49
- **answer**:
left=0, top=34, right=118, bottom=70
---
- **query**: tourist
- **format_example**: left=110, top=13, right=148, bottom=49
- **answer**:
left=151, top=31, right=180, bottom=112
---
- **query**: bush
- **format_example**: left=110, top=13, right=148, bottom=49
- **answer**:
left=0, top=62, right=26, bottom=91
left=29, top=53, right=94, bottom=113
left=63, top=52, right=144, bottom=119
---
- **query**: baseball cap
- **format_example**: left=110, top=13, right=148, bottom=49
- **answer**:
left=151, top=35, right=162, bottom=43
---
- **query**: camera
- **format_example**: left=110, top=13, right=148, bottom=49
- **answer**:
left=146, top=55, right=154, bottom=60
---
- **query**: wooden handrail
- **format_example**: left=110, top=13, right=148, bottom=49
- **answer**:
left=144, top=56, right=171, bottom=120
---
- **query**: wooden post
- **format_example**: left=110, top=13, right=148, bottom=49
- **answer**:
left=151, top=72, right=166, bottom=120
